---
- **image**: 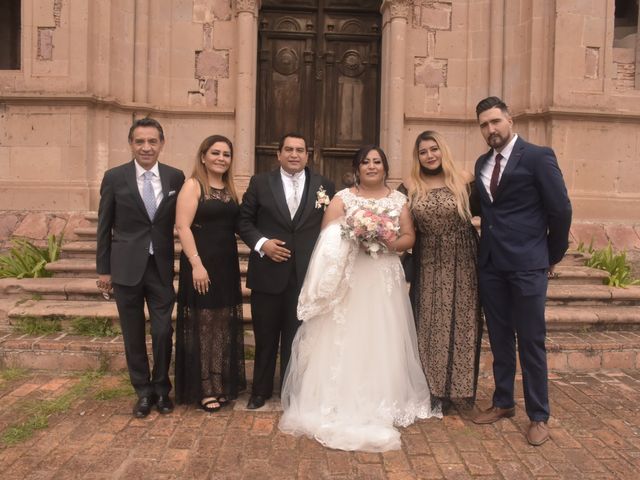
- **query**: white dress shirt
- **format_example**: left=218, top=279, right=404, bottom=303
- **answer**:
left=134, top=160, right=163, bottom=208
left=254, top=168, right=307, bottom=255
left=479, top=134, right=518, bottom=202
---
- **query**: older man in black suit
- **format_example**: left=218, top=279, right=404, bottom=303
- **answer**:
left=96, top=118, right=185, bottom=418
left=238, top=133, right=335, bottom=409
left=471, top=97, right=572, bottom=446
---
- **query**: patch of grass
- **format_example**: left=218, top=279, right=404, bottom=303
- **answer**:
left=69, top=317, right=120, bottom=337
left=0, top=370, right=104, bottom=447
left=244, top=345, right=255, bottom=360
left=13, top=317, right=62, bottom=335
left=0, top=367, right=28, bottom=383
left=95, top=372, right=133, bottom=400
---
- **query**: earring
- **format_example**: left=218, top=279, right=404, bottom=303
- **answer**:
left=354, top=172, right=360, bottom=185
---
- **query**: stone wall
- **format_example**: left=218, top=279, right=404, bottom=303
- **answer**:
left=0, top=211, right=90, bottom=251
left=1, top=0, right=640, bottom=222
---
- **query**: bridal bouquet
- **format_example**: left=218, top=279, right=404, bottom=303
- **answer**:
left=341, top=203, right=400, bottom=258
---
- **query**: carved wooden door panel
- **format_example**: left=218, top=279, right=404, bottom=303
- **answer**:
left=256, top=1, right=381, bottom=188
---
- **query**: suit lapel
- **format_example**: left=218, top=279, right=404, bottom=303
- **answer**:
left=268, top=169, right=292, bottom=225
left=494, top=137, right=524, bottom=198
left=155, top=163, right=171, bottom=216
left=124, top=161, right=149, bottom=219
left=296, top=170, right=321, bottom=228
left=475, top=150, right=493, bottom=203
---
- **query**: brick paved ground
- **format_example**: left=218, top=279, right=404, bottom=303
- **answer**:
left=1, top=369, right=639, bottom=479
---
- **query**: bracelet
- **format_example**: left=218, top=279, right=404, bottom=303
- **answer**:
left=190, top=253, right=199, bottom=259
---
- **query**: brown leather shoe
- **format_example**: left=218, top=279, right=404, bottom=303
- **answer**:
left=526, top=421, right=549, bottom=446
left=472, top=405, right=516, bottom=424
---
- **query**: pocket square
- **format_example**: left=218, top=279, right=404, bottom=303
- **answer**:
left=167, top=190, right=176, bottom=197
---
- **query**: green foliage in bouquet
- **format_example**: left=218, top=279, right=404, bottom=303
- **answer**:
left=0, top=234, right=63, bottom=279
left=586, top=242, right=640, bottom=288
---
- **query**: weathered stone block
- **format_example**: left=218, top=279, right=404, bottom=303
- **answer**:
left=604, top=225, right=640, bottom=251
left=12, top=213, right=49, bottom=240
left=414, top=57, right=447, bottom=88
left=602, top=351, right=636, bottom=369
left=420, top=3, right=452, bottom=31
left=567, top=351, right=602, bottom=371
left=570, top=223, right=609, bottom=250
left=0, top=213, right=21, bottom=241
left=195, top=50, right=229, bottom=79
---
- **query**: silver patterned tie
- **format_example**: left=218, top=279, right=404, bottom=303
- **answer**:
left=288, top=175, right=300, bottom=219
left=142, top=171, right=157, bottom=220
left=142, top=171, right=156, bottom=254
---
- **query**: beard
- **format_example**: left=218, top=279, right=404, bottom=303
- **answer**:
left=486, top=132, right=510, bottom=150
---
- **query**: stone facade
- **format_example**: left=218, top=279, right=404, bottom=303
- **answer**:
left=0, top=0, right=639, bottom=223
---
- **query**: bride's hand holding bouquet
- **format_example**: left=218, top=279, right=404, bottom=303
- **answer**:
left=341, top=203, right=400, bottom=258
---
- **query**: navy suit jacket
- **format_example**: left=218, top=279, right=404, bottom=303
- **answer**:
left=474, top=137, right=572, bottom=272
left=237, top=167, right=335, bottom=295
left=96, top=160, right=185, bottom=286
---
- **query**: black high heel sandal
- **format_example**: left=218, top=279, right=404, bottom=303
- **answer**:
left=200, top=397, right=221, bottom=413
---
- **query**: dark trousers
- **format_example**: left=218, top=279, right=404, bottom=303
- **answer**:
left=113, top=256, right=175, bottom=398
left=250, top=273, right=301, bottom=397
left=478, top=261, right=550, bottom=422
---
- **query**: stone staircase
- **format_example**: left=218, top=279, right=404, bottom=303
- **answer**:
left=1, top=212, right=640, bottom=373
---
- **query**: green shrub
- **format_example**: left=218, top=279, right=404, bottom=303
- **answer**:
left=586, top=243, right=640, bottom=288
left=0, top=234, right=63, bottom=279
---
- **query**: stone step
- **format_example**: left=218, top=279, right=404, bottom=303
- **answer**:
left=5, top=299, right=253, bottom=327
left=59, top=240, right=251, bottom=260
left=5, top=276, right=636, bottom=306
left=544, top=305, right=640, bottom=330
left=0, top=277, right=252, bottom=302
left=46, top=257, right=249, bottom=278
left=2, top=329, right=638, bottom=373
left=547, top=284, right=640, bottom=306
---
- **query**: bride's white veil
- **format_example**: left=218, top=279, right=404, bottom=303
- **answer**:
left=296, top=218, right=358, bottom=322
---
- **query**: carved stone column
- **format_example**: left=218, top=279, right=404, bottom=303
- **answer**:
left=380, top=0, right=410, bottom=178
left=134, top=0, right=150, bottom=103
left=234, top=0, right=260, bottom=190
left=489, top=0, right=505, bottom=97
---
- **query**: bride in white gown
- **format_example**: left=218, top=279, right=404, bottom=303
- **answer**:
left=279, top=146, right=441, bottom=452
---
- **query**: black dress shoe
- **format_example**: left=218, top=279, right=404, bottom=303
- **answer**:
left=133, top=396, right=156, bottom=418
left=246, top=394, right=269, bottom=410
left=157, top=395, right=174, bottom=414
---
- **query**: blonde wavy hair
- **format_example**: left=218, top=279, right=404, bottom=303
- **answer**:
left=191, top=135, right=238, bottom=203
left=408, top=130, right=471, bottom=220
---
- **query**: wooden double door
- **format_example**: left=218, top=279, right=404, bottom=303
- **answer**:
left=256, top=0, right=382, bottom=188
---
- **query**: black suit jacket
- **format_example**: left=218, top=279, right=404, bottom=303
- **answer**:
left=96, top=160, right=185, bottom=286
left=474, top=137, right=572, bottom=271
left=238, top=167, right=335, bottom=295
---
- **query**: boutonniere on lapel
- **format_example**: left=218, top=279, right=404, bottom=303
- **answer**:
left=315, top=185, right=330, bottom=210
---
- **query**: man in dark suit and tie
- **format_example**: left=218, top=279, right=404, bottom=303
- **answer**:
left=471, top=97, right=572, bottom=446
left=238, top=133, right=335, bottom=409
left=96, top=118, right=185, bottom=418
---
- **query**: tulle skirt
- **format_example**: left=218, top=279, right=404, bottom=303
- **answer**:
left=279, top=249, right=441, bottom=452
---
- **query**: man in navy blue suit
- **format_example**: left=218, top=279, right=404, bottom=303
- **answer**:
left=471, top=97, right=572, bottom=446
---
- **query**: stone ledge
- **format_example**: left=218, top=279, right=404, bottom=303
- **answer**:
left=2, top=331, right=639, bottom=373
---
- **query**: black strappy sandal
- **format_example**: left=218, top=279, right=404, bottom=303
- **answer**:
left=200, top=397, right=221, bottom=413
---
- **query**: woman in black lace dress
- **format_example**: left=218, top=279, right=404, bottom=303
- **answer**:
left=402, top=130, right=482, bottom=415
left=175, top=135, right=246, bottom=411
